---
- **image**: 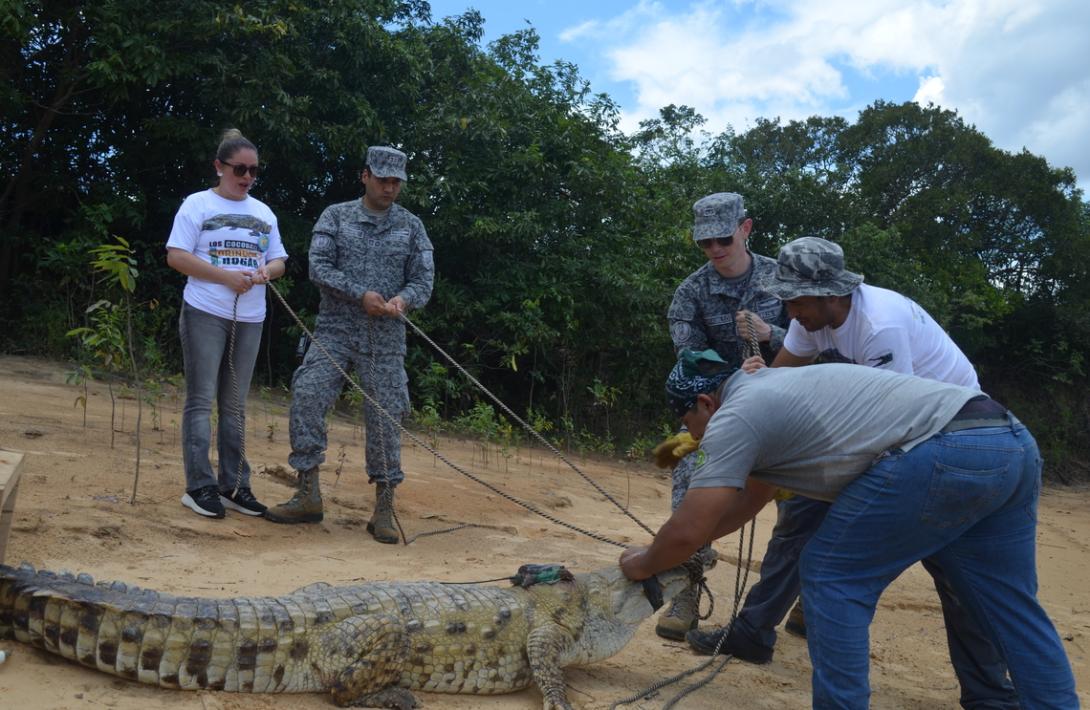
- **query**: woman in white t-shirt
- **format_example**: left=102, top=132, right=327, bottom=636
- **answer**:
left=166, top=129, right=288, bottom=520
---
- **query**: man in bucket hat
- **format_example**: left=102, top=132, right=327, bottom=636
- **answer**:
left=757, top=237, right=977, bottom=385
left=716, top=235, right=1019, bottom=706
left=266, top=146, right=434, bottom=545
left=653, top=192, right=793, bottom=642
left=622, top=351, right=1077, bottom=708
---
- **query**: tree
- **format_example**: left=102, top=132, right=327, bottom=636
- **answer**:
left=67, top=236, right=148, bottom=501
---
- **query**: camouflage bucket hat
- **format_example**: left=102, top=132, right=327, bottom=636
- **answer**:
left=665, top=349, right=738, bottom=418
left=366, top=146, right=408, bottom=181
left=692, top=193, right=746, bottom=242
left=760, top=236, right=864, bottom=299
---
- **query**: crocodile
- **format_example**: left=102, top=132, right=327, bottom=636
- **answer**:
left=200, top=213, right=272, bottom=237
left=0, top=561, right=695, bottom=709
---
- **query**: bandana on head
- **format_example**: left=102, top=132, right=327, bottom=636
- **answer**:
left=665, top=349, right=737, bottom=418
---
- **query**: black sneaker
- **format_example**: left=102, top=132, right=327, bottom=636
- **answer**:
left=220, top=487, right=267, bottom=516
left=686, top=625, right=774, bottom=664
left=181, top=485, right=225, bottom=518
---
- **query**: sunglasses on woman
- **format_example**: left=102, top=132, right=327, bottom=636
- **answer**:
left=222, top=161, right=261, bottom=178
left=697, top=236, right=734, bottom=249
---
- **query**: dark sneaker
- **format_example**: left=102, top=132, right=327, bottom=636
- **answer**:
left=686, top=625, right=773, bottom=664
left=784, top=602, right=807, bottom=638
left=220, top=487, right=267, bottom=516
left=181, top=485, right=225, bottom=519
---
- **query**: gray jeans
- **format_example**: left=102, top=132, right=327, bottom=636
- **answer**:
left=179, top=302, right=263, bottom=492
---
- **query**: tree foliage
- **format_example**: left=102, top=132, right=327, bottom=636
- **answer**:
left=1, top=2, right=1087, bottom=478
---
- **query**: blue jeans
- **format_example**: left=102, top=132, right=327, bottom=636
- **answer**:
left=800, top=423, right=1078, bottom=709
left=736, top=498, right=1020, bottom=708
left=179, top=303, right=263, bottom=492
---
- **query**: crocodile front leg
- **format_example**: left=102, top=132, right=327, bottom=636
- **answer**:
left=526, top=624, right=575, bottom=710
left=342, top=687, right=418, bottom=709
left=315, top=614, right=417, bottom=709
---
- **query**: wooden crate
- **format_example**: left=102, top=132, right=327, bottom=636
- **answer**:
left=0, top=450, right=25, bottom=565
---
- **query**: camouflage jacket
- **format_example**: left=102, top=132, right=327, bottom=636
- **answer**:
left=668, top=252, right=788, bottom=367
left=309, top=199, right=434, bottom=355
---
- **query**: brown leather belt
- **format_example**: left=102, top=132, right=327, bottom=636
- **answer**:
left=941, top=395, right=1010, bottom=434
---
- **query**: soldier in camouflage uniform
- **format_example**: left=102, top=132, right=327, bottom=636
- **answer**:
left=655, top=193, right=827, bottom=650
left=662, top=193, right=788, bottom=514
left=265, top=146, right=434, bottom=544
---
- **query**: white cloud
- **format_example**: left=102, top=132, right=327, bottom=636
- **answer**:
left=914, top=75, right=945, bottom=106
left=560, top=0, right=1090, bottom=189
left=558, top=19, right=599, bottom=43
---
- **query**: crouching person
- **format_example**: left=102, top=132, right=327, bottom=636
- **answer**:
left=621, top=350, right=1077, bottom=708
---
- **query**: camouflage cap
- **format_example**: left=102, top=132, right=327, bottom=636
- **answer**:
left=665, top=349, right=737, bottom=418
left=758, top=236, right=863, bottom=300
left=366, top=146, right=408, bottom=181
left=692, top=193, right=746, bottom=241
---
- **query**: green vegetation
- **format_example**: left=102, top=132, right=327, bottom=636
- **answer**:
left=2, top=2, right=1087, bottom=480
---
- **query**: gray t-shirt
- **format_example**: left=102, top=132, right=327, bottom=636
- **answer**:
left=690, top=364, right=979, bottom=501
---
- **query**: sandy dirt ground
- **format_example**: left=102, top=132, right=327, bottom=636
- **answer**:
left=0, top=355, right=1086, bottom=710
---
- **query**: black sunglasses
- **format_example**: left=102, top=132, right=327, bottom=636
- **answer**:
left=222, top=161, right=261, bottom=178
left=697, top=236, right=734, bottom=249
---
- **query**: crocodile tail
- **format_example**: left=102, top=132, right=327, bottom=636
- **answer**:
left=0, top=563, right=334, bottom=695
left=0, top=563, right=187, bottom=684
left=0, top=563, right=26, bottom=639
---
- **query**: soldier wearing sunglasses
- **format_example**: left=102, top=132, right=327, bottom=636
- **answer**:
left=653, top=192, right=797, bottom=642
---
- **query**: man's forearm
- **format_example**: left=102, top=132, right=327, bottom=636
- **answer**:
left=709, top=481, right=776, bottom=538
left=625, top=517, right=706, bottom=579
left=772, top=346, right=815, bottom=368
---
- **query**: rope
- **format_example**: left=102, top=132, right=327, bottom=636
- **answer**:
left=399, top=312, right=656, bottom=537
left=660, top=656, right=732, bottom=709
left=609, top=653, right=724, bottom=709
left=401, top=522, right=477, bottom=544
left=364, top=317, right=409, bottom=543
left=440, top=575, right=515, bottom=585
left=227, top=294, right=246, bottom=496
left=266, top=282, right=631, bottom=549
left=743, top=310, right=760, bottom=360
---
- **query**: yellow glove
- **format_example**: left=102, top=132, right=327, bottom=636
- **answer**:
left=774, top=488, right=796, bottom=502
left=651, top=432, right=700, bottom=469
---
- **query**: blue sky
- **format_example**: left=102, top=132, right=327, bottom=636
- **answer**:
left=426, top=0, right=1090, bottom=192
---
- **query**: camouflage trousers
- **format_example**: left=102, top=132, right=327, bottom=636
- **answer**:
left=288, top=335, right=409, bottom=486
left=671, top=428, right=713, bottom=563
left=671, top=434, right=698, bottom=510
